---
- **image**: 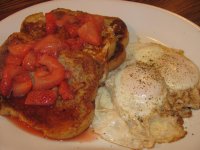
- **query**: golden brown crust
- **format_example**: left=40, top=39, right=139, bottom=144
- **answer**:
left=107, top=42, right=126, bottom=71
left=167, top=87, right=200, bottom=118
left=20, top=13, right=46, bottom=39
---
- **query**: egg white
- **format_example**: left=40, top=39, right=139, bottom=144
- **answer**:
left=92, top=41, right=199, bottom=149
left=133, top=42, right=200, bottom=91
left=107, top=63, right=167, bottom=118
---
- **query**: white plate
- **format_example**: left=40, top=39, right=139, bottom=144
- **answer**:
left=0, top=0, right=200, bottom=150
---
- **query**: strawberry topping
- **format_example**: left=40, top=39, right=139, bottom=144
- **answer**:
left=0, top=65, right=23, bottom=97
left=33, top=54, right=65, bottom=90
left=0, top=11, right=103, bottom=105
left=8, top=43, right=32, bottom=58
left=12, top=73, right=32, bottom=97
left=59, top=81, right=74, bottom=100
left=45, top=12, right=57, bottom=34
left=25, top=90, right=57, bottom=105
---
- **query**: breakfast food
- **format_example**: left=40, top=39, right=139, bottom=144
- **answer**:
left=133, top=42, right=200, bottom=117
left=0, top=32, right=102, bottom=139
left=20, top=8, right=129, bottom=71
left=0, top=8, right=128, bottom=139
left=1, top=5, right=199, bottom=149
left=92, top=41, right=200, bottom=149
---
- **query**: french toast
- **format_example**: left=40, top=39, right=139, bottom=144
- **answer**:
left=21, top=8, right=129, bottom=71
left=0, top=8, right=128, bottom=139
left=0, top=32, right=103, bottom=139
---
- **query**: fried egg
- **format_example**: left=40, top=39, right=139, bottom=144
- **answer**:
left=93, top=87, right=137, bottom=148
left=133, top=42, right=200, bottom=91
left=107, top=63, right=167, bottom=118
left=93, top=41, right=200, bottom=149
left=93, top=62, right=185, bottom=149
left=133, top=42, right=200, bottom=116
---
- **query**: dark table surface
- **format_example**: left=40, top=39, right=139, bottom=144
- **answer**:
left=0, top=0, right=200, bottom=26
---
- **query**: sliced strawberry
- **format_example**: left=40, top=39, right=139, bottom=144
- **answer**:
left=64, top=23, right=79, bottom=38
left=37, top=54, right=65, bottom=73
left=78, top=21, right=102, bottom=46
left=34, top=67, right=49, bottom=78
left=85, top=14, right=104, bottom=32
left=34, top=35, right=64, bottom=57
left=0, top=65, right=23, bottom=96
left=59, top=81, right=74, bottom=100
left=56, top=15, right=78, bottom=27
left=12, top=73, right=32, bottom=97
left=76, top=13, right=91, bottom=24
left=33, top=54, right=65, bottom=90
left=5, top=54, right=22, bottom=66
left=22, top=51, right=36, bottom=71
left=8, top=43, right=32, bottom=58
left=45, top=12, right=57, bottom=34
left=25, top=90, right=57, bottom=105
left=65, top=38, right=84, bottom=50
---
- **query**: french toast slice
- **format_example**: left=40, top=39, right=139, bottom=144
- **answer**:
left=0, top=8, right=128, bottom=139
left=0, top=32, right=103, bottom=139
left=20, top=8, right=129, bottom=71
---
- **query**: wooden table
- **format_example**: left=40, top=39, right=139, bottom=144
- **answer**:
left=0, top=0, right=200, bottom=26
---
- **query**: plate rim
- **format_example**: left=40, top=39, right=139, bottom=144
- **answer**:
left=0, top=0, right=200, bottom=150
left=1, top=0, right=199, bottom=32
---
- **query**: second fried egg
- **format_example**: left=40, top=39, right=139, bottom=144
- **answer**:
left=133, top=42, right=200, bottom=91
